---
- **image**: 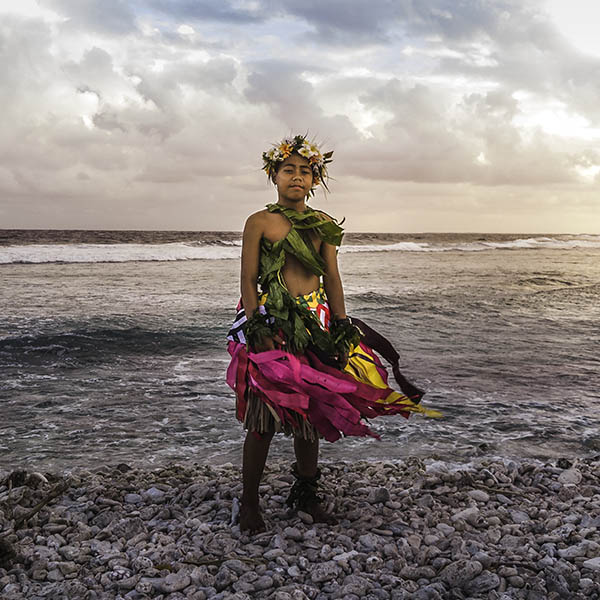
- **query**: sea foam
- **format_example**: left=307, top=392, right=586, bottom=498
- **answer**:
left=1, top=236, right=599, bottom=264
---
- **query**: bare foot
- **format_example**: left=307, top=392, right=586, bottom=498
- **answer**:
left=239, top=504, right=266, bottom=533
left=304, top=501, right=338, bottom=525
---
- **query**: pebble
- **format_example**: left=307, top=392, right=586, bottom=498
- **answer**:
left=558, top=468, right=583, bottom=485
left=0, top=458, right=598, bottom=599
left=439, top=559, right=483, bottom=587
left=583, top=557, right=600, bottom=571
left=124, top=493, right=143, bottom=504
left=367, top=487, right=390, bottom=504
left=468, top=489, right=490, bottom=502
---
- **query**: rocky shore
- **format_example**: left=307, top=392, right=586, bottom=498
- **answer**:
left=1, top=456, right=599, bottom=599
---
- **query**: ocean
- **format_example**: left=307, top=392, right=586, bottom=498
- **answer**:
left=1, top=230, right=599, bottom=472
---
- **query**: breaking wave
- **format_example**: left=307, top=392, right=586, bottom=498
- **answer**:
left=1, top=236, right=598, bottom=264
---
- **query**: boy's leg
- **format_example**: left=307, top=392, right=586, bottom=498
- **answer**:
left=293, top=435, right=319, bottom=478
left=240, top=430, right=274, bottom=533
left=293, top=436, right=337, bottom=524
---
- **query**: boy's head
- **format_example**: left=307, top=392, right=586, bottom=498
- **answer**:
left=262, top=134, right=333, bottom=196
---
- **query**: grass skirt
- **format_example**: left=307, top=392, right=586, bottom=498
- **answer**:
left=226, top=288, right=437, bottom=442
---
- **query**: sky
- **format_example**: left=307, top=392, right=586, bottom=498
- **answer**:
left=1, top=0, right=599, bottom=233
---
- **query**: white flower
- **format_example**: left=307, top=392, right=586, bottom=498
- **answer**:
left=298, top=144, right=312, bottom=158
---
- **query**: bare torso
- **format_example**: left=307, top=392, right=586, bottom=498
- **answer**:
left=261, top=210, right=321, bottom=297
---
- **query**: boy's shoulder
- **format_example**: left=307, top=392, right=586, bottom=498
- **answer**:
left=244, top=206, right=336, bottom=228
left=314, top=208, right=335, bottom=222
left=244, top=208, right=270, bottom=224
left=243, top=208, right=284, bottom=234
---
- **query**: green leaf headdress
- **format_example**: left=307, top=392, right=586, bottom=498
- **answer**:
left=262, top=134, right=333, bottom=195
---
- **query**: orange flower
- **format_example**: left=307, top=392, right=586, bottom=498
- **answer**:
left=278, top=142, right=293, bottom=158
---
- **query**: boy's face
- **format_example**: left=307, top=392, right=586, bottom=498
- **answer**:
left=274, top=153, right=313, bottom=202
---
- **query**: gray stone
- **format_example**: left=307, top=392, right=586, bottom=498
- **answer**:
left=451, top=506, right=481, bottom=526
left=496, top=494, right=512, bottom=504
left=436, top=523, right=455, bottom=536
left=464, top=571, right=500, bottom=594
left=545, top=569, right=570, bottom=596
left=311, top=561, right=340, bottom=583
left=333, top=550, right=358, bottom=563
left=499, top=534, right=521, bottom=549
left=368, top=487, right=391, bottom=504
left=136, top=578, right=155, bottom=594
left=416, top=494, right=434, bottom=508
left=582, top=557, right=600, bottom=571
left=509, top=510, right=530, bottom=523
left=342, top=574, right=372, bottom=596
left=579, top=578, right=596, bottom=593
left=472, top=551, right=493, bottom=568
left=254, top=574, right=274, bottom=590
left=46, top=569, right=64, bottom=582
left=558, top=469, right=582, bottom=485
left=468, top=490, right=490, bottom=502
left=439, top=559, right=483, bottom=588
left=57, top=561, right=78, bottom=575
left=110, top=517, right=145, bottom=539
left=124, top=493, right=143, bottom=504
left=143, top=487, right=166, bottom=503
left=283, top=527, right=303, bottom=541
left=58, top=545, right=80, bottom=561
left=117, top=575, right=139, bottom=591
left=400, top=566, right=436, bottom=580
left=358, top=533, right=383, bottom=551
left=410, top=584, right=444, bottom=600
left=221, top=559, right=249, bottom=575
left=271, top=593, right=294, bottom=600
left=558, top=542, right=589, bottom=559
left=131, top=556, right=153, bottom=572
left=297, top=511, right=313, bottom=524
left=31, top=569, right=48, bottom=581
left=214, top=567, right=238, bottom=591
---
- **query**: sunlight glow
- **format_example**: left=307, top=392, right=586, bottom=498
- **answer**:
left=575, top=164, right=600, bottom=181
left=512, top=95, right=600, bottom=141
left=177, top=24, right=194, bottom=35
left=545, top=0, right=600, bottom=57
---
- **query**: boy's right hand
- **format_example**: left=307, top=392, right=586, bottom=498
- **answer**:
left=253, top=334, right=286, bottom=352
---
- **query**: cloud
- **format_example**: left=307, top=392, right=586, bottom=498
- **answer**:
left=0, top=0, right=598, bottom=232
left=146, top=0, right=267, bottom=24
left=40, top=0, right=138, bottom=34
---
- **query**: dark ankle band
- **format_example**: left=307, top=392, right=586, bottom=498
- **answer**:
left=286, top=462, right=323, bottom=512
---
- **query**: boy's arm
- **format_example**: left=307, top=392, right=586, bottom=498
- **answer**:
left=240, top=212, right=283, bottom=351
left=240, top=213, right=263, bottom=317
left=321, top=240, right=347, bottom=320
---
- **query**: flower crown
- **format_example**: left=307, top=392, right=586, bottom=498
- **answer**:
left=262, top=134, right=333, bottom=195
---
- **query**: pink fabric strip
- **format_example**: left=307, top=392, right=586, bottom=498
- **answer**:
left=226, top=340, right=411, bottom=441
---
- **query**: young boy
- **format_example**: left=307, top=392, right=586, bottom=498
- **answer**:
left=226, top=135, right=437, bottom=533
